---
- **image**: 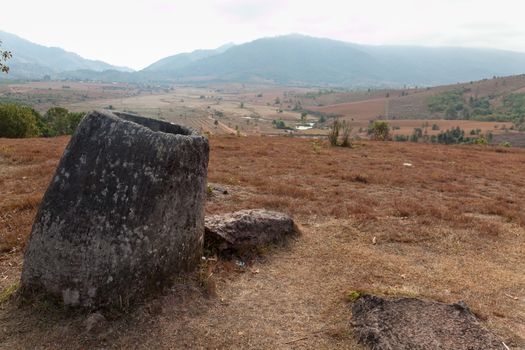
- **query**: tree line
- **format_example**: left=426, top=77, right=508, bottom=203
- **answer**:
left=0, top=103, right=85, bottom=138
left=427, top=88, right=525, bottom=131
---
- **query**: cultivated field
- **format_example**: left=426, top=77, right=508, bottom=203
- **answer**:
left=305, top=97, right=516, bottom=139
left=56, top=84, right=311, bottom=136
left=2, top=79, right=525, bottom=143
left=1, top=136, right=524, bottom=349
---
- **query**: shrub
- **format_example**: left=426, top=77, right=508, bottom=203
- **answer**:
left=427, top=90, right=464, bottom=114
left=0, top=103, right=40, bottom=138
left=327, top=119, right=352, bottom=147
left=394, top=135, right=409, bottom=142
left=368, top=121, right=390, bottom=141
left=437, top=127, right=466, bottom=144
left=273, top=119, right=286, bottom=129
left=328, top=119, right=340, bottom=146
left=300, top=111, right=308, bottom=123
left=33, top=109, right=53, bottom=136
left=43, top=107, right=85, bottom=136
left=474, top=135, right=488, bottom=145
left=340, top=120, right=352, bottom=147
left=413, top=128, right=423, bottom=139
left=434, top=127, right=492, bottom=145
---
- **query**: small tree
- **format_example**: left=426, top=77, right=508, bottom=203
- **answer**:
left=43, top=107, right=85, bottom=136
left=273, top=119, right=286, bottom=129
left=411, top=127, right=423, bottom=142
left=368, top=121, right=390, bottom=141
left=300, top=111, right=307, bottom=123
left=44, top=107, right=71, bottom=135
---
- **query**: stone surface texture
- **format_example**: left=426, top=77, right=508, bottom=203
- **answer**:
left=352, top=295, right=504, bottom=350
left=204, top=209, right=295, bottom=250
left=21, top=110, right=209, bottom=308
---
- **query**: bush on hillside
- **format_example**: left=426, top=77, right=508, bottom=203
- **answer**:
left=43, top=107, right=85, bottom=136
left=0, top=103, right=40, bottom=138
left=427, top=90, right=464, bottom=114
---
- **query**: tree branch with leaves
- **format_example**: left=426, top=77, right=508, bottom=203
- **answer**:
left=0, top=40, right=12, bottom=74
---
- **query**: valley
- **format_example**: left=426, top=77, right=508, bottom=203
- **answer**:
left=2, top=75, right=524, bottom=145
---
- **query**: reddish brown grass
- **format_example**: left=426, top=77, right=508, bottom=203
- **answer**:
left=0, top=135, right=524, bottom=349
left=0, top=137, right=69, bottom=253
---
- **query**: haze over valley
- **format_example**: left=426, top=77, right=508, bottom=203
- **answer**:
left=3, top=30, right=525, bottom=87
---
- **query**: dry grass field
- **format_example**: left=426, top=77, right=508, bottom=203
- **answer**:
left=308, top=98, right=387, bottom=123
left=1, top=135, right=524, bottom=349
left=0, top=81, right=144, bottom=111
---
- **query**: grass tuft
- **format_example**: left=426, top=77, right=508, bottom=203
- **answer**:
left=0, top=282, right=19, bottom=304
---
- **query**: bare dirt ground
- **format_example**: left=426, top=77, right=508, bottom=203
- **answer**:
left=1, top=136, right=524, bottom=349
left=308, top=98, right=388, bottom=122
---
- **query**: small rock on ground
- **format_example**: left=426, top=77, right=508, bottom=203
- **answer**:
left=84, top=312, right=107, bottom=333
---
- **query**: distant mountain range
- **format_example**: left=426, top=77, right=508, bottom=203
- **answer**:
left=0, top=31, right=132, bottom=79
left=2, top=31, right=525, bottom=87
left=142, top=43, right=234, bottom=72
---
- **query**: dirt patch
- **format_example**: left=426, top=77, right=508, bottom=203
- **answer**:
left=352, top=295, right=505, bottom=350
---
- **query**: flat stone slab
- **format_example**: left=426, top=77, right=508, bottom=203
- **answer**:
left=204, top=209, right=296, bottom=251
left=352, top=295, right=505, bottom=350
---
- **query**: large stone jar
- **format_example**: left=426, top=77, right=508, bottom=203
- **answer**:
left=21, top=110, right=209, bottom=308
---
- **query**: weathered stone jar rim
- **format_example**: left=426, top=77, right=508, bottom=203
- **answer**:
left=107, top=110, right=201, bottom=138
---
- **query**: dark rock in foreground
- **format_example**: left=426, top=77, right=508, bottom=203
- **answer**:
left=204, top=209, right=296, bottom=252
left=352, top=295, right=504, bottom=350
left=21, top=110, right=209, bottom=308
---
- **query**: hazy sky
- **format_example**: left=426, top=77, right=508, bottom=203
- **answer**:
left=1, top=0, right=524, bottom=70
